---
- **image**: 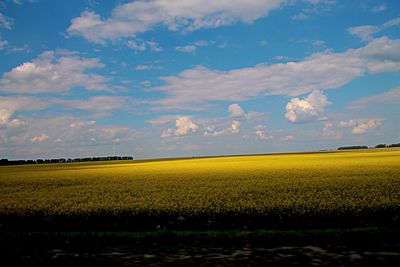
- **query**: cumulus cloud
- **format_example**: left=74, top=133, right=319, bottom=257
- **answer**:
left=339, top=119, right=381, bottom=135
left=351, top=119, right=381, bottom=134
left=254, top=125, right=273, bottom=140
left=0, top=50, right=111, bottom=94
left=204, top=120, right=240, bottom=137
left=348, top=17, right=400, bottom=41
left=228, top=103, right=245, bottom=117
left=151, top=37, right=400, bottom=110
left=285, top=90, right=330, bottom=123
left=175, top=117, right=199, bottom=135
left=67, top=0, right=286, bottom=43
left=161, top=116, right=198, bottom=138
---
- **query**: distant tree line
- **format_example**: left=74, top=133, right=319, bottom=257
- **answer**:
left=337, top=146, right=368, bottom=150
left=338, top=143, right=400, bottom=150
left=0, top=156, right=134, bottom=166
left=374, top=143, right=400, bottom=148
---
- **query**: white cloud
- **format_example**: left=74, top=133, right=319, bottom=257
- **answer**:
left=383, top=18, right=400, bottom=28
left=204, top=120, right=240, bottom=137
left=0, top=96, right=48, bottom=126
left=0, top=95, right=137, bottom=127
left=147, top=41, right=163, bottom=52
left=134, top=64, right=162, bottom=70
left=228, top=103, right=245, bottom=117
left=285, top=90, right=330, bottom=123
left=30, top=133, right=49, bottom=143
left=322, top=122, right=342, bottom=139
left=349, top=86, right=400, bottom=108
left=127, top=39, right=163, bottom=52
left=0, top=50, right=111, bottom=94
left=339, top=119, right=382, bottom=135
left=347, top=25, right=379, bottom=42
left=255, top=125, right=273, bottom=140
left=0, top=115, right=138, bottom=158
left=127, top=39, right=146, bottom=51
left=348, top=17, right=400, bottom=41
left=0, top=37, right=8, bottom=49
left=371, top=4, right=386, bottom=12
left=135, top=65, right=152, bottom=71
left=67, top=0, right=287, bottom=43
left=161, top=116, right=198, bottom=138
left=292, top=12, right=308, bottom=20
left=175, top=116, right=199, bottom=135
left=10, top=0, right=37, bottom=5
left=0, top=12, right=13, bottom=29
left=194, top=40, right=210, bottom=46
left=54, top=96, right=136, bottom=113
left=151, top=37, right=400, bottom=110
left=175, top=45, right=197, bottom=53
left=339, top=120, right=357, bottom=128
left=176, top=40, right=214, bottom=53
left=312, top=40, right=326, bottom=47
left=69, top=120, right=96, bottom=129
left=281, top=135, right=293, bottom=141
left=292, top=0, right=335, bottom=21
left=147, top=115, right=182, bottom=125
left=351, top=119, right=381, bottom=134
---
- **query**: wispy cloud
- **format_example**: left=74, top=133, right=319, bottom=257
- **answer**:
left=134, top=64, right=163, bottom=71
left=371, top=4, right=386, bottom=13
left=67, top=0, right=287, bottom=43
left=150, top=37, right=400, bottom=110
left=0, top=50, right=114, bottom=94
left=349, top=86, right=400, bottom=109
left=175, top=45, right=197, bottom=53
left=0, top=12, right=13, bottom=29
left=348, top=17, right=400, bottom=41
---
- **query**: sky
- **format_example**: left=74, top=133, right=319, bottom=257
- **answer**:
left=0, top=0, right=399, bottom=160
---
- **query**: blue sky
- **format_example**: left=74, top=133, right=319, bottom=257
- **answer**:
left=0, top=0, right=399, bottom=159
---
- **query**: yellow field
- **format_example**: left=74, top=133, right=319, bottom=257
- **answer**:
left=1, top=149, right=399, bottom=222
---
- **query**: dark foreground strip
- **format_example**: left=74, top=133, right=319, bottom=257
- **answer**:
left=1, top=228, right=400, bottom=266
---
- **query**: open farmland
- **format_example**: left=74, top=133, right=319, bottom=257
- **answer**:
left=1, top=148, right=399, bottom=230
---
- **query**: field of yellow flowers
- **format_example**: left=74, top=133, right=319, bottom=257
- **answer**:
left=1, top=149, right=399, bottom=230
